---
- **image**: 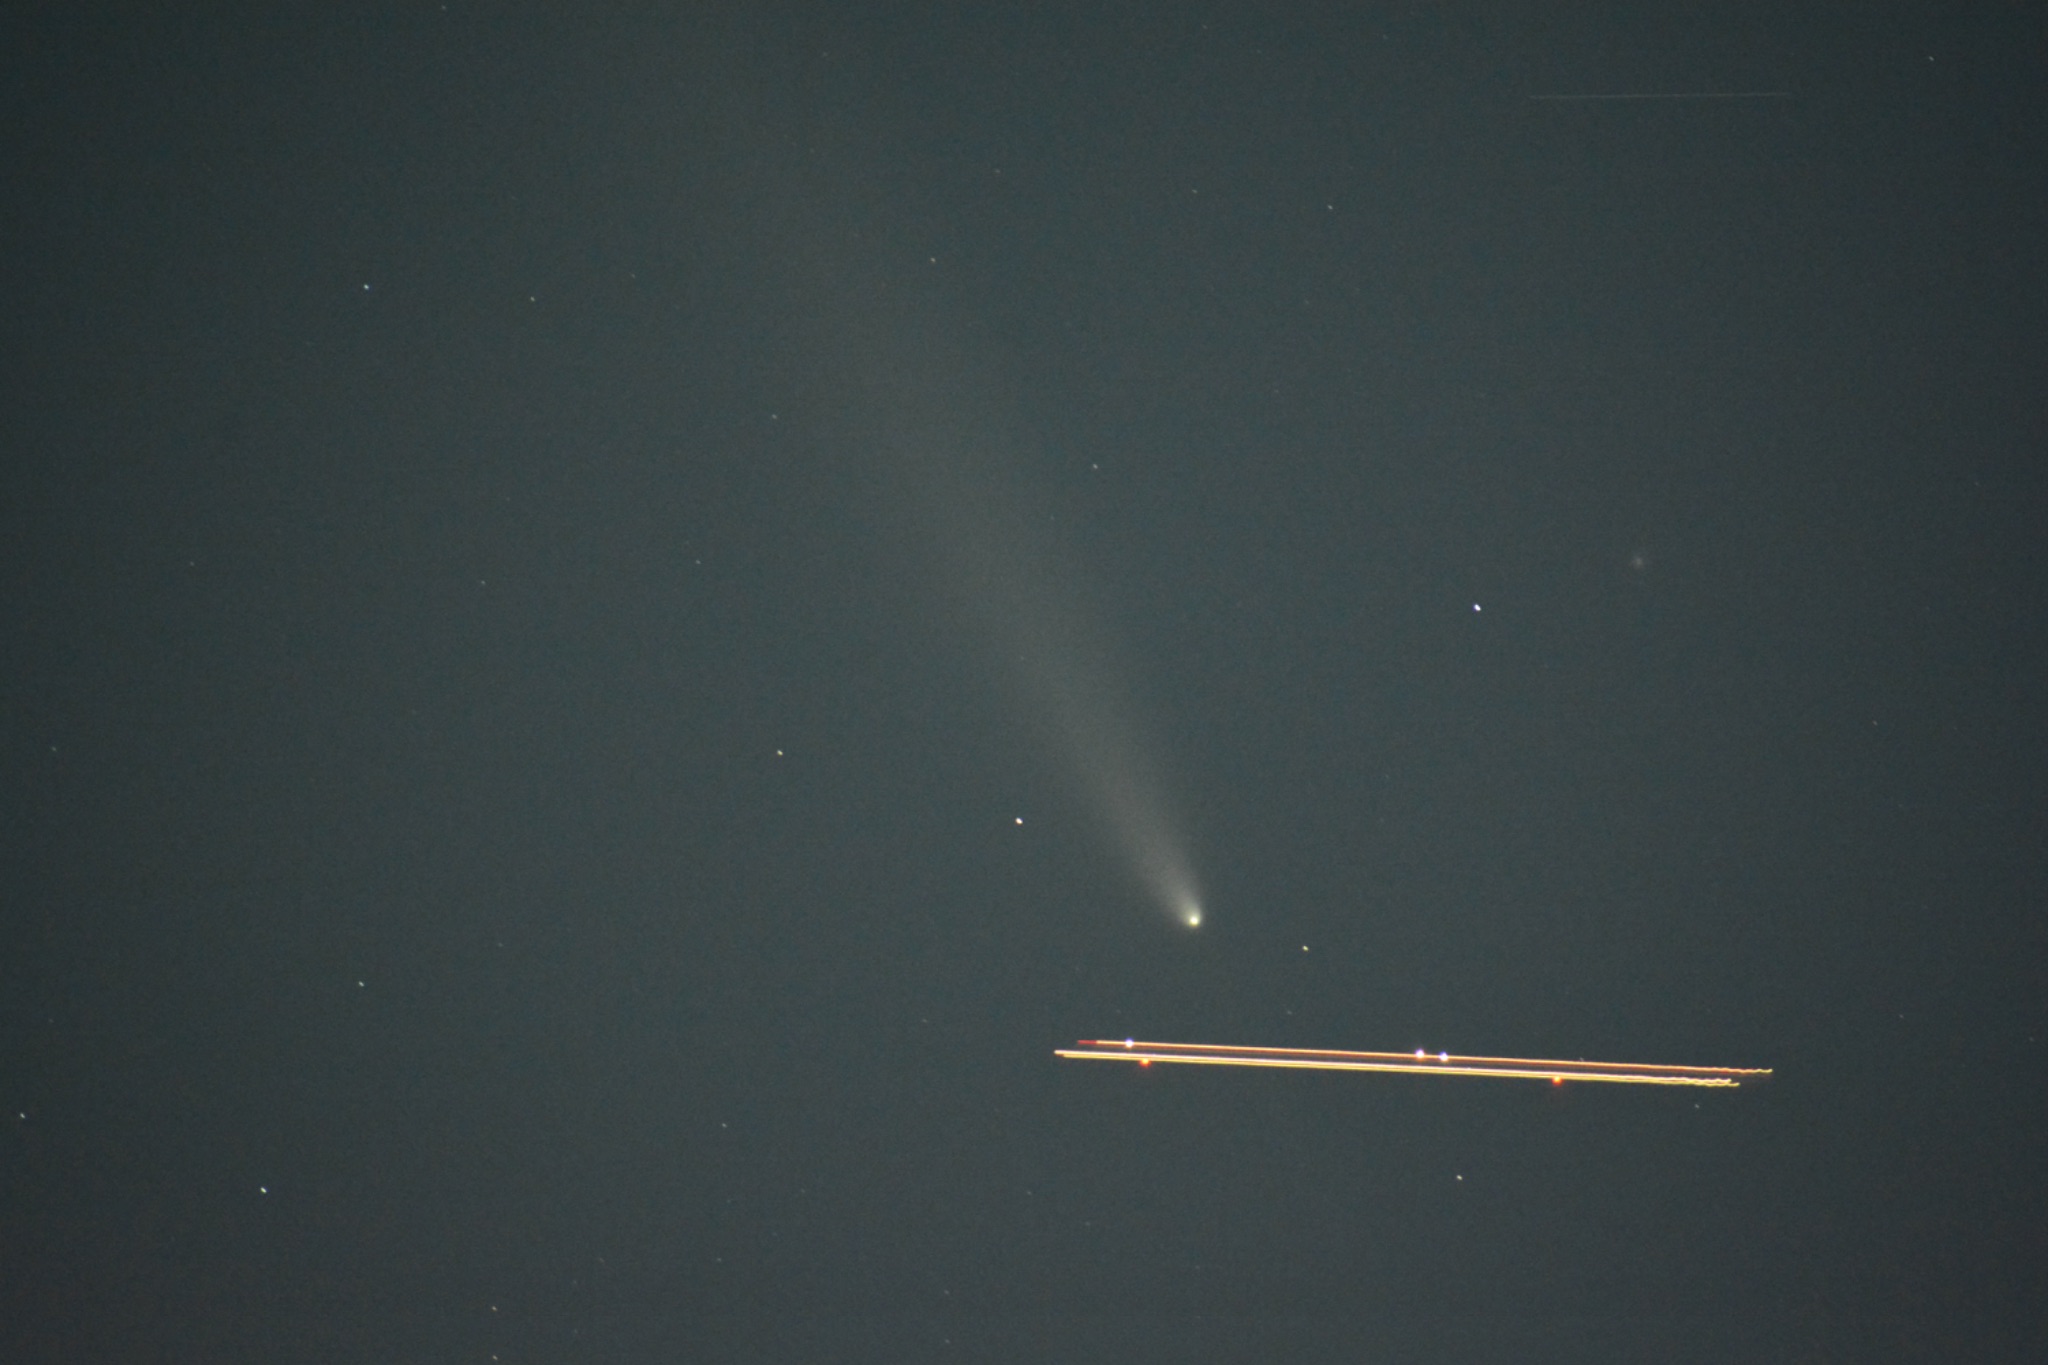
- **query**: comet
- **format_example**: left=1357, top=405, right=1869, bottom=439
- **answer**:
left=1055, top=1039, right=1771, bottom=1088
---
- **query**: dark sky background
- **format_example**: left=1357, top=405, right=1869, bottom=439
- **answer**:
left=5, top=6, right=2045, bottom=1362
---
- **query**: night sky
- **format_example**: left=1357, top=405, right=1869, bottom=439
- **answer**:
left=5, top=7, right=2045, bottom=1362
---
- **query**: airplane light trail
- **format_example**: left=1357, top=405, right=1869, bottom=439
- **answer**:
left=1528, top=91, right=1793, bottom=102
left=1055, top=1040, right=1771, bottom=1088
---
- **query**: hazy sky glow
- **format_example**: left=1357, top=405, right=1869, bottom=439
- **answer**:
left=7, top=9, right=2044, bottom=1359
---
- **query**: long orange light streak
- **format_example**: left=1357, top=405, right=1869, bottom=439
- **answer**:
left=1055, top=1039, right=1771, bottom=1088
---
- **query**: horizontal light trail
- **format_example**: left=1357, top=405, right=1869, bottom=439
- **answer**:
left=1055, top=1039, right=1771, bottom=1088
left=1529, top=92, right=1793, bottom=102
